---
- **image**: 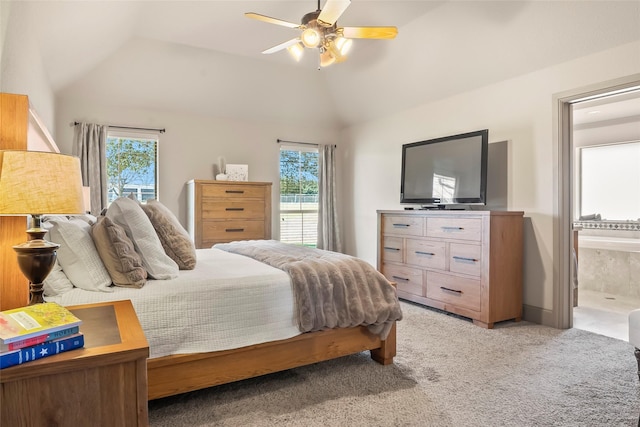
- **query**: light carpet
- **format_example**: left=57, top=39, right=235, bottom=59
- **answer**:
left=148, top=301, right=640, bottom=426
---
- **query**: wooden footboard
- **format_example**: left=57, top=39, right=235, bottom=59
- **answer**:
left=147, top=321, right=396, bottom=400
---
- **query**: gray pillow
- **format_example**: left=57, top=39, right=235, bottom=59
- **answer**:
left=91, top=216, right=147, bottom=288
left=106, top=197, right=178, bottom=279
left=48, top=220, right=113, bottom=292
left=140, top=200, right=197, bottom=270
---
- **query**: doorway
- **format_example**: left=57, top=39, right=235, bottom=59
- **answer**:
left=570, top=91, right=640, bottom=341
left=554, top=74, right=640, bottom=339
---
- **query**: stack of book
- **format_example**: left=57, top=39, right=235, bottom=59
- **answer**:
left=0, top=302, right=84, bottom=369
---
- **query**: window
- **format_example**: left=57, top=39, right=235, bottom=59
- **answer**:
left=106, top=131, right=158, bottom=204
left=579, top=141, right=640, bottom=221
left=279, top=145, right=319, bottom=246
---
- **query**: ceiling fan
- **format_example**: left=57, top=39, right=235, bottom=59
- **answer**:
left=245, top=0, right=398, bottom=68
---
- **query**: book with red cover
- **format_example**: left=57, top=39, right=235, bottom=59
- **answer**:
left=0, top=302, right=82, bottom=345
left=0, top=333, right=85, bottom=369
left=0, top=326, right=81, bottom=353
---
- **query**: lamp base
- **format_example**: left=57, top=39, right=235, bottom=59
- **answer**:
left=13, top=239, right=59, bottom=306
left=28, top=282, right=46, bottom=305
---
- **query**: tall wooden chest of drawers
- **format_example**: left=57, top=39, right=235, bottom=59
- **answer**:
left=187, top=180, right=272, bottom=249
left=377, top=210, right=524, bottom=328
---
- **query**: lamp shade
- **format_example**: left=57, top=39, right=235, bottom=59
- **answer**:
left=0, top=151, right=85, bottom=215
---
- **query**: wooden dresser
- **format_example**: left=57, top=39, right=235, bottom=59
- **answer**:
left=187, top=180, right=272, bottom=249
left=377, top=210, right=524, bottom=328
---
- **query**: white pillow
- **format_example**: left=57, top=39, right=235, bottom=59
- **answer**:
left=43, top=260, right=74, bottom=296
left=48, top=220, right=113, bottom=292
left=72, top=214, right=98, bottom=226
left=106, top=197, right=179, bottom=279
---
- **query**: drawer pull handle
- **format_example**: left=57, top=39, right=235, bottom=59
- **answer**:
left=384, top=247, right=400, bottom=251
left=226, top=208, right=245, bottom=211
left=415, top=251, right=435, bottom=256
left=440, top=286, right=462, bottom=294
left=391, top=275, right=409, bottom=282
left=452, top=256, right=478, bottom=263
left=441, top=226, right=464, bottom=231
left=225, top=190, right=245, bottom=194
left=392, top=223, right=410, bottom=228
left=226, top=228, right=245, bottom=232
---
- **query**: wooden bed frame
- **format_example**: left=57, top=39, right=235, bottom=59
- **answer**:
left=147, top=321, right=396, bottom=400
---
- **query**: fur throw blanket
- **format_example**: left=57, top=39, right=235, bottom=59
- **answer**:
left=214, top=240, right=402, bottom=340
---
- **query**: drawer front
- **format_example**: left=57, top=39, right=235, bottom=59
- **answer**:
left=449, top=243, right=482, bottom=277
left=405, top=239, right=446, bottom=270
left=201, top=184, right=266, bottom=199
left=381, top=236, right=403, bottom=263
left=202, top=220, right=265, bottom=241
left=383, top=216, right=424, bottom=237
left=426, top=218, right=482, bottom=241
left=426, top=271, right=480, bottom=311
left=382, top=263, right=424, bottom=296
left=202, top=201, right=265, bottom=219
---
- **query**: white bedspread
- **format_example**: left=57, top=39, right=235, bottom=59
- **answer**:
left=46, top=248, right=300, bottom=359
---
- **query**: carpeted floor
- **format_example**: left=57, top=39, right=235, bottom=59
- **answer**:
left=148, top=301, right=640, bottom=426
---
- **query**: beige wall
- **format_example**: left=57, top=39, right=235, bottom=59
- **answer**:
left=53, top=99, right=339, bottom=237
left=339, top=41, right=640, bottom=322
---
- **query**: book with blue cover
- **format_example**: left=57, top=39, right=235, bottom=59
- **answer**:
left=0, top=302, right=82, bottom=344
left=0, top=325, right=81, bottom=353
left=0, top=333, right=85, bottom=369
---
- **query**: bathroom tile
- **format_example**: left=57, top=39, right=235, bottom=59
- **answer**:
left=574, top=289, right=640, bottom=342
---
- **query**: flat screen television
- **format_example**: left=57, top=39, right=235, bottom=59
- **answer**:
left=400, top=129, right=488, bottom=208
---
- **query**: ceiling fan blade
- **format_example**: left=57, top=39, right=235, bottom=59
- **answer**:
left=317, top=0, right=351, bottom=26
left=262, top=38, right=301, bottom=54
left=245, top=12, right=301, bottom=29
left=340, top=26, right=398, bottom=39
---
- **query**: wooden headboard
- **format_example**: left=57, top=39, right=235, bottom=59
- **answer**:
left=0, top=93, right=60, bottom=310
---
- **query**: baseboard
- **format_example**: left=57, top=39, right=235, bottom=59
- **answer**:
left=523, top=304, right=557, bottom=328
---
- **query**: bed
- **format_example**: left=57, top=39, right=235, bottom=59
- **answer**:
left=41, top=199, right=402, bottom=400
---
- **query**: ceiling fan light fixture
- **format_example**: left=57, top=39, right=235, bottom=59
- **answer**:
left=319, top=49, right=336, bottom=67
left=301, top=28, right=321, bottom=48
left=245, top=0, right=397, bottom=67
left=287, top=42, right=305, bottom=61
left=334, top=36, right=352, bottom=56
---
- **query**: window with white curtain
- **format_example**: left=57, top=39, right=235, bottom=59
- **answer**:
left=579, top=140, right=640, bottom=221
left=106, top=131, right=158, bottom=204
left=279, top=144, right=319, bottom=246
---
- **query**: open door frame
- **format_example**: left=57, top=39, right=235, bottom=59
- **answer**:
left=552, top=73, right=640, bottom=329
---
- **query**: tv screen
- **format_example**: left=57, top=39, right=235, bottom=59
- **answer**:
left=401, top=129, right=488, bottom=206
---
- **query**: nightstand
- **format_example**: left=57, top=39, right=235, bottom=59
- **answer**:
left=0, top=300, right=149, bottom=427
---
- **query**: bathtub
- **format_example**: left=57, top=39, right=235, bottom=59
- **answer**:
left=578, top=235, right=640, bottom=253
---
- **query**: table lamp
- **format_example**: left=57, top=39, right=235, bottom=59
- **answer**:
left=0, top=150, right=84, bottom=305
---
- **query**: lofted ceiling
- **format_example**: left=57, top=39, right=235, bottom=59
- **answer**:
left=9, top=0, right=640, bottom=128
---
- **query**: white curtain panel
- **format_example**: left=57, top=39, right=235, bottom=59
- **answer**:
left=317, top=144, right=342, bottom=252
left=73, top=123, right=108, bottom=215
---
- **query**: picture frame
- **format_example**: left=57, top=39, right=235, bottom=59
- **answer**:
left=226, top=164, right=249, bottom=181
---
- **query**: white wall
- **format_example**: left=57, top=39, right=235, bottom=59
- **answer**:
left=54, top=98, right=339, bottom=235
left=339, top=41, right=640, bottom=321
left=0, top=2, right=55, bottom=132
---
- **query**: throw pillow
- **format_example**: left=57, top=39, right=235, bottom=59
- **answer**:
left=48, top=220, right=113, bottom=292
left=43, top=260, right=74, bottom=296
left=140, top=199, right=197, bottom=270
left=91, top=216, right=147, bottom=288
left=106, top=197, right=179, bottom=279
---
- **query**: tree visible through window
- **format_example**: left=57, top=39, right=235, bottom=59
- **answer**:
left=106, top=132, right=158, bottom=204
left=279, top=146, right=318, bottom=246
